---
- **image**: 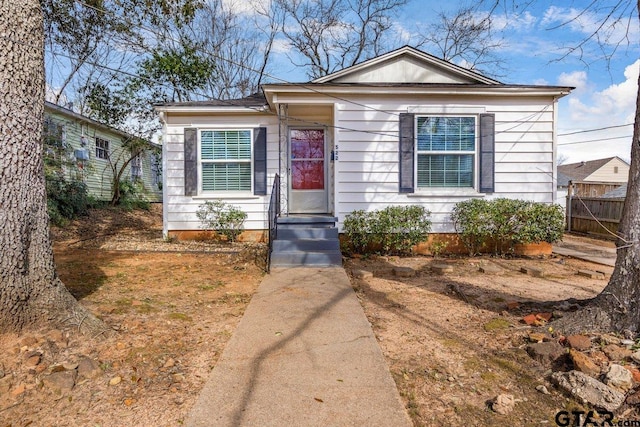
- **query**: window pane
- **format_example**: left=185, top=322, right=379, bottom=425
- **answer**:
left=291, top=129, right=324, bottom=159
left=292, top=160, right=324, bottom=189
left=202, top=163, right=251, bottom=191
left=201, top=130, right=251, bottom=161
left=417, top=154, right=473, bottom=188
left=416, top=116, right=475, bottom=152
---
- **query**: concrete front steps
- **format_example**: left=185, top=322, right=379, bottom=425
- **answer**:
left=270, top=216, right=342, bottom=267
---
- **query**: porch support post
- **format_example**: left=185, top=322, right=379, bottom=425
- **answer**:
left=278, top=103, right=289, bottom=216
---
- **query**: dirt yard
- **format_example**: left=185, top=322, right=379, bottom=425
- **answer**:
left=0, top=205, right=632, bottom=426
left=343, top=254, right=621, bottom=426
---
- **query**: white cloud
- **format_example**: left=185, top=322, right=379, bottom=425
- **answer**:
left=563, top=60, right=638, bottom=124
left=491, top=11, right=537, bottom=32
left=557, top=70, right=590, bottom=95
left=557, top=60, right=639, bottom=163
left=541, top=6, right=640, bottom=47
left=219, top=0, right=269, bottom=16
left=271, top=38, right=291, bottom=54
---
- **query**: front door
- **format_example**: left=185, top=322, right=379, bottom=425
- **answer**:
left=289, top=128, right=328, bottom=213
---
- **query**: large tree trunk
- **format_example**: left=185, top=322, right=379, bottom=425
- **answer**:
left=0, top=0, right=105, bottom=334
left=556, top=5, right=640, bottom=335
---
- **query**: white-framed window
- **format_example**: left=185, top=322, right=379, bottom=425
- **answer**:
left=131, top=155, right=142, bottom=180
left=199, top=129, right=252, bottom=192
left=416, top=116, right=476, bottom=188
left=95, top=137, right=110, bottom=159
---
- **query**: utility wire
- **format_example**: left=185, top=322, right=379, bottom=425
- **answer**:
left=558, top=135, right=632, bottom=145
left=558, top=123, right=633, bottom=136
left=39, top=3, right=615, bottom=146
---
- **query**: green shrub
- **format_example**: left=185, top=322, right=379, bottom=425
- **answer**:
left=515, top=202, right=565, bottom=244
left=118, top=179, right=150, bottom=211
left=46, top=173, right=90, bottom=226
left=451, top=198, right=564, bottom=256
left=342, top=209, right=373, bottom=254
left=450, top=199, right=493, bottom=256
left=489, top=198, right=530, bottom=254
left=196, top=200, right=247, bottom=242
left=343, top=205, right=432, bottom=255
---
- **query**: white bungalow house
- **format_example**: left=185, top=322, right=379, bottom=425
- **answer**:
left=155, top=46, right=572, bottom=265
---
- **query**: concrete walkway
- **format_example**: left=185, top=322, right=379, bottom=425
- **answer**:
left=553, top=235, right=617, bottom=267
left=186, top=267, right=412, bottom=427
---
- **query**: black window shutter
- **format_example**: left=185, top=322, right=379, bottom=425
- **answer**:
left=184, top=128, right=198, bottom=196
left=399, top=113, right=415, bottom=193
left=479, top=114, right=495, bottom=193
left=253, top=127, right=267, bottom=195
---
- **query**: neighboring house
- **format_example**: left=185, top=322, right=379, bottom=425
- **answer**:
left=558, top=156, right=630, bottom=183
left=155, top=46, right=572, bottom=240
left=44, top=102, right=162, bottom=202
left=557, top=156, right=629, bottom=208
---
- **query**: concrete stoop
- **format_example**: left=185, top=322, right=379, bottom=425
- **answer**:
left=270, top=216, right=342, bottom=267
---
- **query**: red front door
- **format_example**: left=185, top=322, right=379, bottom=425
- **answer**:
left=289, top=129, right=327, bottom=213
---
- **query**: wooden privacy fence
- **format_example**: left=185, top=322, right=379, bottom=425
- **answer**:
left=567, top=196, right=625, bottom=237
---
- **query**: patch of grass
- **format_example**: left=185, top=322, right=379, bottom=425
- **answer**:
left=167, top=312, right=193, bottom=322
left=134, top=304, right=156, bottom=314
left=483, top=318, right=511, bottom=331
left=480, top=371, right=498, bottom=382
left=198, top=280, right=225, bottom=291
left=440, top=338, right=461, bottom=349
left=216, top=293, right=251, bottom=304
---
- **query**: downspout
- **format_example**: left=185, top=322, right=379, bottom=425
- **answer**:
left=552, top=95, right=560, bottom=205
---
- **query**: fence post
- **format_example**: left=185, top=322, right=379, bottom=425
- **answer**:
left=566, top=181, right=572, bottom=232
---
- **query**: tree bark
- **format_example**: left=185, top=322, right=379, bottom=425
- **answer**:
left=555, top=2, right=640, bottom=335
left=0, top=0, right=105, bottom=334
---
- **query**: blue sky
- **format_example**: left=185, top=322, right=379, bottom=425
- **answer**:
left=264, top=0, right=639, bottom=164
left=398, top=0, right=640, bottom=164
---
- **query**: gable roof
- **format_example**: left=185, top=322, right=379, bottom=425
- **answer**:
left=312, top=45, right=502, bottom=85
left=558, top=157, right=629, bottom=182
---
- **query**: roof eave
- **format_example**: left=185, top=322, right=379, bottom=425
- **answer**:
left=262, top=84, right=573, bottom=105
left=154, top=105, right=271, bottom=114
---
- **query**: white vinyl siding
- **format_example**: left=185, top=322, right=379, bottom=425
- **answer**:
left=416, top=116, right=475, bottom=188
left=200, top=129, right=252, bottom=193
left=161, top=114, right=279, bottom=234
left=332, top=96, right=558, bottom=233
left=161, top=94, right=561, bottom=234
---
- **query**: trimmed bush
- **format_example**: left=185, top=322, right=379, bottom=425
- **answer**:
left=196, top=200, right=247, bottom=242
left=343, top=205, right=432, bottom=255
left=515, top=202, right=565, bottom=244
left=451, top=198, right=564, bottom=256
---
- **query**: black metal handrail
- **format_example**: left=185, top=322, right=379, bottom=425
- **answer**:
left=267, top=174, right=281, bottom=272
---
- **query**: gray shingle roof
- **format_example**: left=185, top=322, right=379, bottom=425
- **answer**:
left=155, top=92, right=268, bottom=108
left=600, top=184, right=627, bottom=198
left=557, top=157, right=624, bottom=182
